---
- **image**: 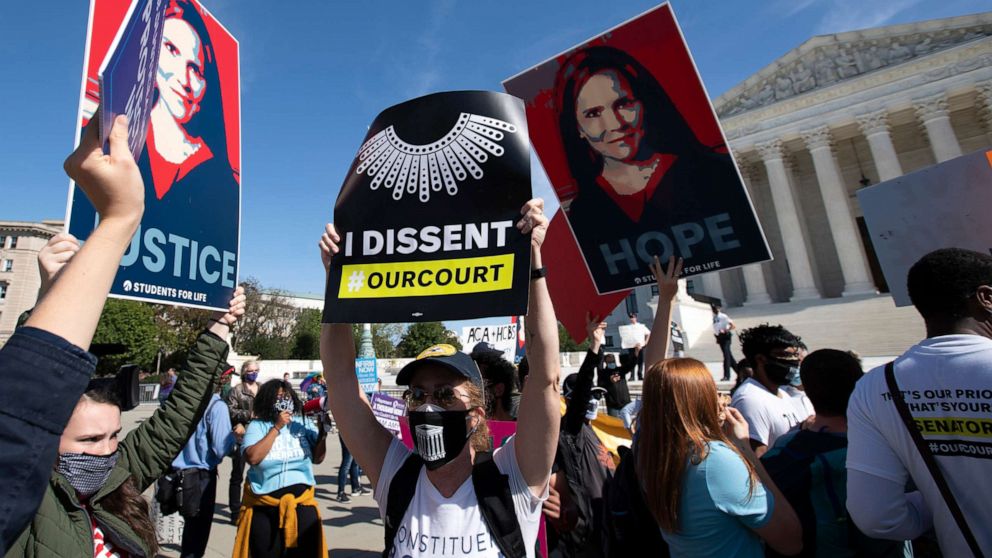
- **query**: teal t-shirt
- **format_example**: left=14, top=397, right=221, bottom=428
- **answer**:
left=662, top=441, right=773, bottom=558
left=761, top=429, right=913, bottom=558
left=242, top=415, right=319, bottom=495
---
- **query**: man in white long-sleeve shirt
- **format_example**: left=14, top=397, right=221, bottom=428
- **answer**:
left=847, top=248, right=992, bottom=556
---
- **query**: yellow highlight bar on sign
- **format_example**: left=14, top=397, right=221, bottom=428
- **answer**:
left=914, top=417, right=992, bottom=438
left=338, top=254, right=515, bottom=299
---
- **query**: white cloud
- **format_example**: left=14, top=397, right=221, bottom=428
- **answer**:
left=813, top=0, right=924, bottom=34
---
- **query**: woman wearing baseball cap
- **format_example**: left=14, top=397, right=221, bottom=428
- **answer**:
left=317, top=198, right=559, bottom=558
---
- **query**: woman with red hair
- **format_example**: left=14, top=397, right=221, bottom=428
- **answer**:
left=636, top=356, right=802, bottom=557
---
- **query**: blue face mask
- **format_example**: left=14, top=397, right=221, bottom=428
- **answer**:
left=244, top=372, right=258, bottom=383
left=786, top=365, right=803, bottom=387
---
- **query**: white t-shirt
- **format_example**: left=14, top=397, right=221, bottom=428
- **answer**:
left=731, top=378, right=813, bottom=448
left=847, top=335, right=992, bottom=555
left=374, top=436, right=547, bottom=558
left=712, top=312, right=733, bottom=335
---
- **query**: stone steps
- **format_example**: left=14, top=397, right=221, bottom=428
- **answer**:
left=685, top=294, right=925, bottom=362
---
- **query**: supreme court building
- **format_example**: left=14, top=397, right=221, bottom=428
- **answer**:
left=605, top=12, right=992, bottom=355
left=698, top=12, right=991, bottom=306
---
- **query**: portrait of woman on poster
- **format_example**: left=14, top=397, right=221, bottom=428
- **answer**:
left=555, top=46, right=764, bottom=291
left=138, top=0, right=239, bottom=245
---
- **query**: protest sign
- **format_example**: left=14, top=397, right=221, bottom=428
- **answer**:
left=67, top=0, right=241, bottom=311
left=97, top=0, right=167, bottom=161
left=546, top=211, right=631, bottom=343
left=504, top=3, right=770, bottom=294
left=399, top=418, right=549, bottom=557
left=461, top=317, right=525, bottom=363
left=618, top=324, right=646, bottom=349
left=323, top=91, right=533, bottom=323
left=370, top=392, right=406, bottom=440
left=858, top=149, right=992, bottom=307
left=356, top=357, right=379, bottom=393
left=511, top=315, right=526, bottom=364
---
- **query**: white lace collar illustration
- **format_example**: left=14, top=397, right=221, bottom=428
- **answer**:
left=354, top=113, right=518, bottom=202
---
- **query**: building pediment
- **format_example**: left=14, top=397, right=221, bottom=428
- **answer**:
left=714, top=12, right=992, bottom=117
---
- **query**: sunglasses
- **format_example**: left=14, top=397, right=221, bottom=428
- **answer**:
left=402, top=385, right=472, bottom=410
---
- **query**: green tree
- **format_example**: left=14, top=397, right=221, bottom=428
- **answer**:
left=232, top=277, right=298, bottom=359
left=92, top=299, right=161, bottom=375
left=153, top=304, right=211, bottom=370
left=397, top=322, right=461, bottom=357
left=558, top=322, right=590, bottom=352
left=291, top=308, right=322, bottom=360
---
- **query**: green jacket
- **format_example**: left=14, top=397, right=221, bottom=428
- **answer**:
left=6, top=331, right=230, bottom=558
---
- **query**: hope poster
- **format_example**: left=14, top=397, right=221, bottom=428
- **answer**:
left=66, top=0, right=241, bottom=310
left=323, top=91, right=533, bottom=323
left=504, top=3, right=770, bottom=294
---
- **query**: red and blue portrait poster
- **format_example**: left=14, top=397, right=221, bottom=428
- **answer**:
left=66, top=0, right=241, bottom=310
left=504, top=2, right=770, bottom=295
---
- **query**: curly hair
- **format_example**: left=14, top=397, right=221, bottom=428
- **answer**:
left=908, top=248, right=992, bottom=323
left=738, top=324, right=803, bottom=363
left=472, top=352, right=517, bottom=414
left=80, top=388, right=158, bottom=555
left=253, top=379, right=303, bottom=423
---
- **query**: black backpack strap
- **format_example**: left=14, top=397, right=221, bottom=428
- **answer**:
left=382, top=453, right=424, bottom=558
left=473, top=455, right=527, bottom=558
left=884, top=362, right=984, bottom=558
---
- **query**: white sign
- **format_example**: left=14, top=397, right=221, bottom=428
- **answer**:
left=858, top=150, right=992, bottom=306
left=618, top=324, right=648, bottom=349
left=461, top=322, right=517, bottom=362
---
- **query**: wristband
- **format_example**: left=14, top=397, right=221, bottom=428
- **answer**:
left=530, top=267, right=547, bottom=280
left=209, top=318, right=232, bottom=327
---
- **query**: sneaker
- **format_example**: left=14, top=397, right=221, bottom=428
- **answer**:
left=336, top=492, right=351, bottom=503
left=355, top=487, right=371, bottom=496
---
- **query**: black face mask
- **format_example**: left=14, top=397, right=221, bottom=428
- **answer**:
left=763, top=357, right=800, bottom=386
left=408, top=404, right=475, bottom=470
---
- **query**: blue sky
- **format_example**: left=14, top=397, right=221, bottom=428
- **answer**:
left=1, top=0, right=987, bottom=331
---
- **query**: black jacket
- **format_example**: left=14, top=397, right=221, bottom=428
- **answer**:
left=0, top=328, right=96, bottom=554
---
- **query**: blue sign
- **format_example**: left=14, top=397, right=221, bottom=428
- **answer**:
left=99, top=0, right=167, bottom=161
left=356, top=357, right=379, bottom=393
left=68, top=0, right=242, bottom=311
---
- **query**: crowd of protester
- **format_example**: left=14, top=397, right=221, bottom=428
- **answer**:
left=0, top=113, right=989, bottom=558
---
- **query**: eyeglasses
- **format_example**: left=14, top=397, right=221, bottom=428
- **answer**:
left=402, top=385, right=472, bottom=410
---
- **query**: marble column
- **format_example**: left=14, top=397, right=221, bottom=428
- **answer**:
left=855, top=109, right=903, bottom=181
left=801, top=126, right=876, bottom=296
left=697, top=272, right=725, bottom=303
left=975, top=80, right=992, bottom=133
left=913, top=93, right=962, bottom=163
left=755, top=140, right=820, bottom=300
left=735, top=158, right=773, bottom=305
